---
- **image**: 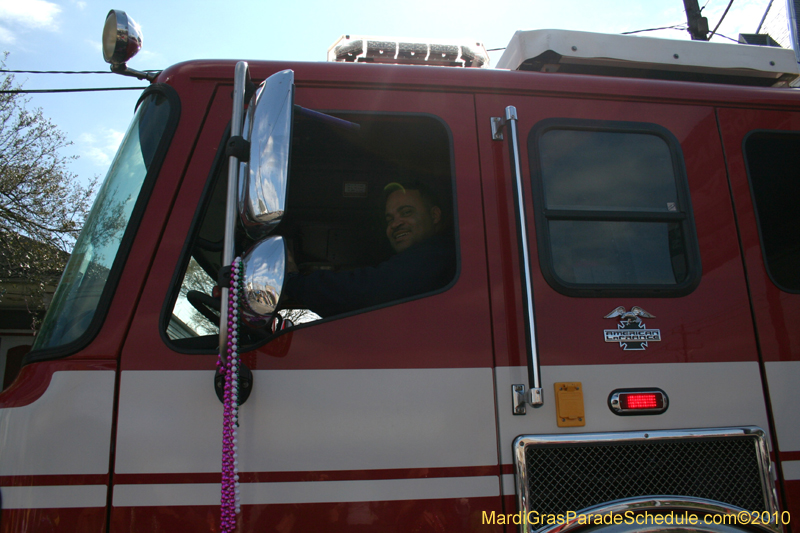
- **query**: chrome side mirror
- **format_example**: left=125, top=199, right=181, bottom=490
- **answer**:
left=238, top=70, right=295, bottom=238
left=239, top=236, right=286, bottom=328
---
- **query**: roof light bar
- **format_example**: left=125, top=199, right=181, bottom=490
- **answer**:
left=328, top=35, right=489, bottom=68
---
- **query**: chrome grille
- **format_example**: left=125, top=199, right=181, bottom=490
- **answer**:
left=515, top=428, right=774, bottom=521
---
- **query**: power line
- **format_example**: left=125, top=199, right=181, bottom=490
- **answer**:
left=1, top=69, right=160, bottom=75
left=1, top=69, right=113, bottom=74
left=1, top=87, right=145, bottom=94
left=756, top=0, right=775, bottom=33
left=708, top=0, right=736, bottom=40
left=622, top=24, right=687, bottom=35
left=710, top=31, right=740, bottom=42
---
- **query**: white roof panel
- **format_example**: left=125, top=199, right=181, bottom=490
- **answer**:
left=497, top=29, right=800, bottom=86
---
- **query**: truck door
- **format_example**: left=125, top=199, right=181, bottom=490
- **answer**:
left=718, top=107, right=800, bottom=522
left=109, top=67, right=504, bottom=532
left=475, top=85, right=774, bottom=518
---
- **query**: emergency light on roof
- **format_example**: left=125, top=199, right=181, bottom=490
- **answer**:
left=328, top=35, right=490, bottom=68
left=497, top=29, right=800, bottom=87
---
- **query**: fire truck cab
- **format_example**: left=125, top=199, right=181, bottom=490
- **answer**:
left=2, top=14, right=800, bottom=533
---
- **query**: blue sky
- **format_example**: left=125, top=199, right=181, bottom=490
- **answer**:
left=0, top=0, right=787, bottom=192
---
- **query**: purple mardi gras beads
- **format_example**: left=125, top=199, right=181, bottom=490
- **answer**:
left=219, top=257, right=242, bottom=532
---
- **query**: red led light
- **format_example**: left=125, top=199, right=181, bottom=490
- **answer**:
left=620, top=393, right=659, bottom=410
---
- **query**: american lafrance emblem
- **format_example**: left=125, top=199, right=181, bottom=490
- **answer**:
left=604, top=306, right=661, bottom=351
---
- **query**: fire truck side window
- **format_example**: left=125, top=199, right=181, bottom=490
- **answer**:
left=529, top=119, right=700, bottom=297
left=744, top=131, right=800, bottom=292
left=164, top=113, right=456, bottom=351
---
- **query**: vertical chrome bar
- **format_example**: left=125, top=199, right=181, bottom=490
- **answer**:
left=505, top=106, right=543, bottom=406
left=219, top=61, right=249, bottom=352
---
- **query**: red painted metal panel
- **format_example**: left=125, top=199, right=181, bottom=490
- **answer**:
left=476, top=93, right=759, bottom=368
left=110, top=497, right=505, bottom=533
left=718, top=107, right=800, bottom=530
left=717, top=108, right=800, bottom=365
left=783, top=480, right=800, bottom=533
left=157, top=60, right=800, bottom=112
left=1, top=508, right=106, bottom=533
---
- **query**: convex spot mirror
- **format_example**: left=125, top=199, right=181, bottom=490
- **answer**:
left=239, top=236, right=286, bottom=328
left=238, top=69, right=294, bottom=239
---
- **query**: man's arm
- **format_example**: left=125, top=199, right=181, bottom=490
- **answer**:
left=283, top=236, right=455, bottom=318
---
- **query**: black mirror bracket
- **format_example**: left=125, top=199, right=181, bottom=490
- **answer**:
left=214, top=363, right=253, bottom=406
left=218, top=265, right=233, bottom=288
left=225, top=136, right=251, bottom=162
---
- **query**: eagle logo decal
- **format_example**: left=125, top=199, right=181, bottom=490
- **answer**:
left=603, top=306, right=661, bottom=351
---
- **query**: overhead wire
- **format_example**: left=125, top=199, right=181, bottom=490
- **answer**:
left=1, top=69, right=113, bottom=74
left=710, top=32, right=740, bottom=42
left=1, top=69, right=160, bottom=75
left=0, top=68, right=153, bottom=93
left=756, top=0, right=775, bottom=33
left=621, top=24, right=687, bottom=35
left=623, top=0, right=738, bottom=41
left=708, top=0, right=736, bottom=40
left=1, top=87, right=146, bottom=94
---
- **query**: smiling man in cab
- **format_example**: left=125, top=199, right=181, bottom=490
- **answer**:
left=283, top=179, right=456, bottom=318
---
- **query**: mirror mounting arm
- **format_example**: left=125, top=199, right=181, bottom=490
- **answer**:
left=225, top=136, right=250, bottom=162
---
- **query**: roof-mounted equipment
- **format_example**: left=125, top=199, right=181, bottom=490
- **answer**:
left=497, top=29, right=800, bottom=87
left=328, top=35, right=490, bottom=68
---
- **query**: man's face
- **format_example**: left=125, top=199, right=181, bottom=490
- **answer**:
left=385, top=189, right=441, bottom=253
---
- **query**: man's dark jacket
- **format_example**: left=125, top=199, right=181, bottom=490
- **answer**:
left=283, top=233, right=456, bottom=317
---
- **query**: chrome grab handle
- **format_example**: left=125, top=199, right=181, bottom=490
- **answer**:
left=493, top=106, right=543, bottom=407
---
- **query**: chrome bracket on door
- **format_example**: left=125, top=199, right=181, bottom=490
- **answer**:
left=512, top=384, right=527, bottom=415
left=491, top=116, right=505, bottom=140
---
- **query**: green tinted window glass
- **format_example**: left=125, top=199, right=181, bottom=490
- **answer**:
left=34, top=93, right=172, bottom=351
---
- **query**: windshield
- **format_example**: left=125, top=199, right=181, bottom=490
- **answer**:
left=33, top=92, right=173, bottom=351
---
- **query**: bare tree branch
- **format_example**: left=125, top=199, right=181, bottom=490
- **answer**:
left=0, top=54, right=97, bottom=328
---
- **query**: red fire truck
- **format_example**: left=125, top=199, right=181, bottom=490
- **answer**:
left=2, top=9, right=800, bottom=533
